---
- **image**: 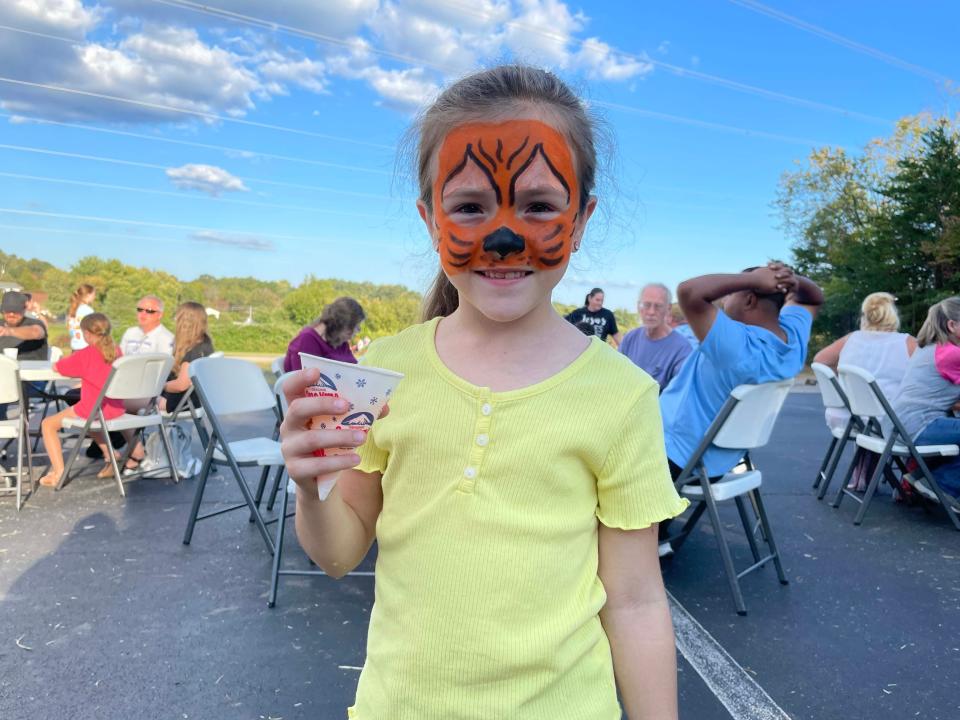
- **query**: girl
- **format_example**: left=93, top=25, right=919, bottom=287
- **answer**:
left=280, top=65, right=687, bottom=720
left=67, top=283, right=96, bottom=351
left=39, top=313, right=125, bottom=487
left=160, top=301, right=215, bottom=412
left=283, top=296, right=365, bottom=372
left=892, top=297, right=960, bottom=508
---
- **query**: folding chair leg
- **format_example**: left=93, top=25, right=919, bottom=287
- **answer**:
left=183, top=436, right=218, bottom=545
left=703, top=488, right=748, bottom=615
left=99, top=428, right=126, bottom=497
left=57, top=429, right=89, bottom=491
left=669, top=502, right=706, bottom=552
left=853, top=446, right=892, bottom=526
left=266, top=464, right=284, bottom=513
left=156, top=424, right=182, bottom=484
left=831, top=446, right=862, bottom=508
left=252, top=464, right=271, bottom=519
left=734, top=495, right=762, bottom=563
left=15, top=431, right=23, bottom=511
left=813, top=436, right=838, bottom=490
left=751, top=489, right=788, bottom=585
left=268, top=477, right=289, bottom=608
left=225, top=454, right=275, bottom=555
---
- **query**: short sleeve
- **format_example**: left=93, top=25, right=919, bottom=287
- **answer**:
left=596, top=381, right=689, bottom=529
left=606, top=310, right=619, bottom=336
left=355, top=340, right=389, bottom=475
left=935, top=343, right=960, bottom=384
left=77, top=304, right=94, bottom=321
left=55, top=347, right=87, bottom=378
left=779, top=305, right=813, bottom=351
left=700, top=310, right=748, bottom=370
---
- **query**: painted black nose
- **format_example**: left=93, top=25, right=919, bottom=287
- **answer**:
left=482, top=226, right=525, bottom=259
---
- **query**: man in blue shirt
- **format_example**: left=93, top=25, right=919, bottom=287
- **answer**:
left=657, top=262, right=823, bottom=553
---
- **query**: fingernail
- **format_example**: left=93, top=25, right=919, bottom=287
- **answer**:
left=352, top=431, right=366, bottom=443
left=335, top=400, right=349, bottom=411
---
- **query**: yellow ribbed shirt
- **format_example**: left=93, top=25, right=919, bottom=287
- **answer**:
left=349, top=318, right=687, bottom=720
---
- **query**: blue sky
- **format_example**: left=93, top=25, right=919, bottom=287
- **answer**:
left=0, top=0, right=957, bottom=311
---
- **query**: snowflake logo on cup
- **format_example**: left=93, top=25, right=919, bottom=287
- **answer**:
left=356, top=378, right=367, bottom=388
left=370, top=397, right=378, bottom=406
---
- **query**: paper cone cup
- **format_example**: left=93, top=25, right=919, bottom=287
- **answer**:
left=299, top=353, right=403, bottom=500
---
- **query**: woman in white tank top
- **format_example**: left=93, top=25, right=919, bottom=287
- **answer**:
left=814, top=292, right=917, bottom=430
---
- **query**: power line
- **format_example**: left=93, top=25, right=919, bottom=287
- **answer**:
left=0, top=113, right=392, bottom=176
left=0, top=143, right=397, bottom=199
left=0, top=171, right=396, bottom=219
left=592, top=100, right=843, bottom=148
left=0, top=207, right=395, bottom=245
left=0, top=222, right=395, bottom=250
left=0, top=76, right=395, bottom=150
left=727, top=0, right=954, bottom=86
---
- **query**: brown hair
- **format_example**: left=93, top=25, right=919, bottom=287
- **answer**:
left=80, top=313, right=117, bottom=364
left=411, top=65, right=601, bottom=321
left=68, top=283, right=95, bottom=319
left=313, top=297, right=365, bottom=347
left=917, top=297, right=960, bottom=347
left=172, top=302, right=211, bottom=368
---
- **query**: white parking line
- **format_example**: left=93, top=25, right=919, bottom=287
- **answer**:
left=668, top=591, right=792, bottom=720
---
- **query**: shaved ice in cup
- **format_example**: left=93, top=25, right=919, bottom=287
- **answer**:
left=299, top=352, right=403, bottom=500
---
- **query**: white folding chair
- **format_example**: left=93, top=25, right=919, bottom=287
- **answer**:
left=833, top=365, right=960, bottom=530
left=58, top=353, right=179, bottom=496
left=0, top=356, right=34, bottom=509
left=666, top=379, right=793, bottom=615
left=182, top=357, right=283, bottom=555
left=811, top=362, right=863, bottom=500
left=270, top=356, right=285, bottom=380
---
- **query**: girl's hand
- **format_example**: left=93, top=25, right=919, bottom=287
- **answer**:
left=280, top=368, right=369, bottom=495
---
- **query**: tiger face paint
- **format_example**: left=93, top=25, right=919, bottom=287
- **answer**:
left=433, top=119, right=581, bottom=275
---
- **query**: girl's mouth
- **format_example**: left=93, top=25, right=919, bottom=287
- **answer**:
left=475, top=270, right=533, bottom=279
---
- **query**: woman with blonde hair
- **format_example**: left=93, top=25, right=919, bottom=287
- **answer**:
left=814, top=292, right=917, bottom=431
left=67, top=283, right=96, bottom=350
left=40, top=313, right=125, bottom=486
left=161, top=301, right=215, bottom=411
left=892, top=297, right=960, bottom=508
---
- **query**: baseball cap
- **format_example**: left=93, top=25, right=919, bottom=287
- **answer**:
left=1, top=291, right=28, bottom=314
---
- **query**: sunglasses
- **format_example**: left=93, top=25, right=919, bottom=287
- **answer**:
left=136, top=307, right=160, bottom=314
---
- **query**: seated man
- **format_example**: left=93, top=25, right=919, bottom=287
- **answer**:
left=0, top=291, right=49, bottom=420
left=658, top=263, right=823, bottom=551
left=120, top=295, right=174, bottom=356
left=620, top=283, right=692, bottom=391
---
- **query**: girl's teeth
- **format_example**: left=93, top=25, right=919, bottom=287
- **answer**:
left=485, top=271, right=523, bottom=279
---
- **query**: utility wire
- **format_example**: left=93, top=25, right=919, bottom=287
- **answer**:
left=0, top=143, right=396, bottom=198
left=0, top=76, right=395, bottom=150
left=0, top=171, right=396, bottom=219
left=727, top=0, right=954, bottom=86
left=0, top=113, right=392, bottom=176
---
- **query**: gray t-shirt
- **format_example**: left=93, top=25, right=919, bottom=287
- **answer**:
left=892, top=343, right=960, bottom=438
left=0, top=316, right=48, bottom=360
left=619, top=327, right=693, bottom=390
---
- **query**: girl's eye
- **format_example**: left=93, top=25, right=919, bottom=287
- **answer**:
left=527, top=202, right=556, bottom=213
left=455, top=203, right=484, bottom=214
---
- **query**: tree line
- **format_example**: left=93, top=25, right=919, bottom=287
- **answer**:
left=778, top=113, right=960, bottom=350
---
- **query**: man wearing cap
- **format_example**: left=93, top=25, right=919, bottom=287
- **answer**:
left=120, top=294, right=174, bottom=356
left=0, top=291, right=49, bottom=420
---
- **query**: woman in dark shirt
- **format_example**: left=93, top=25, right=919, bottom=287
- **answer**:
left=162, top=302, right=215, bottom=411
left=283, top=297, right=365, bottom=372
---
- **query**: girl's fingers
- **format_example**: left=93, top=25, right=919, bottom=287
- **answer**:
left=286, top=454, right=362, bottom=487
left=282, top=395, right=351, bottom=432
left=282, top=428, right=367, bottom=459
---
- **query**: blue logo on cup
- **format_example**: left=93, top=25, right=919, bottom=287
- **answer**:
left=341, top=411, right=374, bottom=428
left=317, top=372, right=338, bottom=391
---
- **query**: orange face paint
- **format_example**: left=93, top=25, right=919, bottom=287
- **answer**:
left=433, top=120, right=580, bottom=275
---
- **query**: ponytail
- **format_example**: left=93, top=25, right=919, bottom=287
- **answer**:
left=79, top=312, right=118, bottom=364
left=68, top=283, right=95, bottom=319
left=917, top=297, right=960, bottom=348
left=421, top=268, right=459, bottom=321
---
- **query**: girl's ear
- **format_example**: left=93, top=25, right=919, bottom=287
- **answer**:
left=416, top=200, right=441, bottom=252
left=570, top=195, right=598, bottom=253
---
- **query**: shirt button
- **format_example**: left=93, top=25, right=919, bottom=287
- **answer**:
left=464, top=467, right=477, bottom=479
left=481, top=403, right=492, bottom=415
left=476, top=434, right=489, bottom=447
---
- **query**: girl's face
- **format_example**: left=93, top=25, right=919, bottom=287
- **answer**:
left=420, top=114, right=596, bottom=323
left=85, top=291, right=96, bottom=304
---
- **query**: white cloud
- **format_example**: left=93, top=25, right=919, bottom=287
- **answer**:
left=166, top=164, right=249, bottom=196
left=190, top=230, right=274, bottom=251
left=363, top=66, right=441, bottom=112
left=502, top=0, right=585, bottom=67
left=657, top=40, right=670, bottom=55
left=256, top=51, right=327, bottom=94
left=575, top=38, right=652, bottom=81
